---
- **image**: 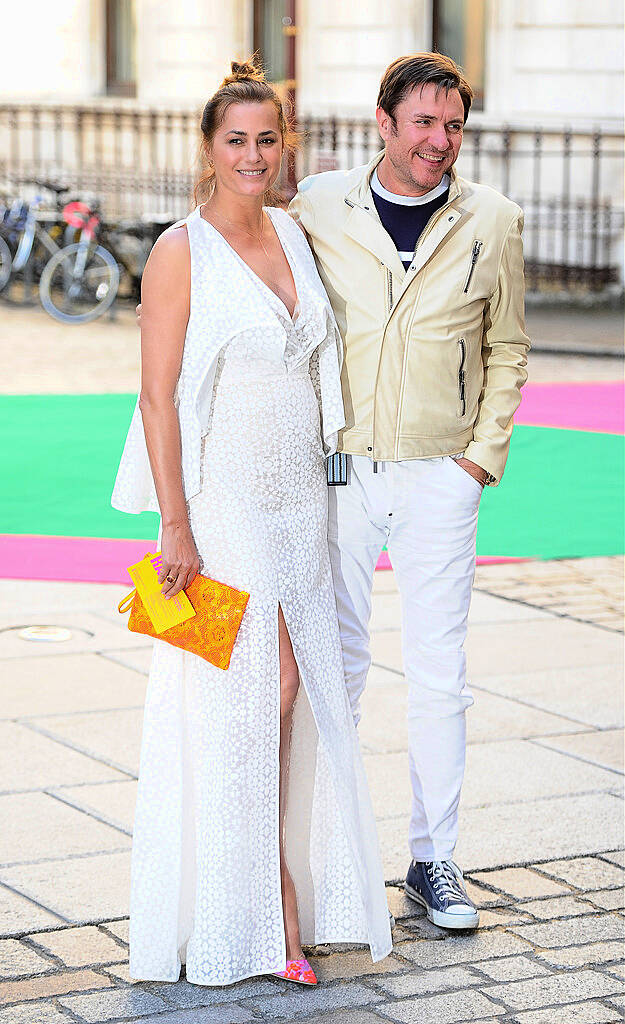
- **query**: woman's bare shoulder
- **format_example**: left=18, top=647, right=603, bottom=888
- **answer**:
left=144, top=222, right=190, bottom=283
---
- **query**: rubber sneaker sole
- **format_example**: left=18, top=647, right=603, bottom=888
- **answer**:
left=404, top=881, right=480, bottom=930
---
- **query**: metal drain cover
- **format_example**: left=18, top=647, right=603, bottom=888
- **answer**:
left=18, top=625, right=74, bottom=643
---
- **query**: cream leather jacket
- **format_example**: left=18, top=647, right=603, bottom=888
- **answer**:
left=289, top=151, right=530, bottom=484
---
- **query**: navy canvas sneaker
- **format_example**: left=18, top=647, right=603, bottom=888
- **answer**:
left=405, top=859, right=479, bottom=929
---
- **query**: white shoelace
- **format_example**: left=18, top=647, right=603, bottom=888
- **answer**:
left=427, top=860, right=468, bottom=905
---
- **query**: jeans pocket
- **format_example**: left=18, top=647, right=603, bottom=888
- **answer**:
left=446, top=456, right=484, bottom=498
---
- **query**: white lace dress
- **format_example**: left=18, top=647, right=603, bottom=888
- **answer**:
left=112, top=206, right=392, bottom=986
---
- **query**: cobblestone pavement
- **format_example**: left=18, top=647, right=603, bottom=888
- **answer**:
left=0, top=558, right=622, bottom=1024
left=474, top=557, right=624, bottom=634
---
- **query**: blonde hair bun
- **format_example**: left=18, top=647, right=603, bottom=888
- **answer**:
left=221, top=58, right=266, bottom=88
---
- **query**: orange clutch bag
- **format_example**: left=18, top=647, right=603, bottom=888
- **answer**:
left=118, top=567, right=249, bottom=671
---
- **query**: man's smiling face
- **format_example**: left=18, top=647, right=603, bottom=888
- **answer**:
left=376, top=83, right=465, bottom=196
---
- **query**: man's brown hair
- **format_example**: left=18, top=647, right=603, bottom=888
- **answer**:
left=377, top=52, right=473, bottom=125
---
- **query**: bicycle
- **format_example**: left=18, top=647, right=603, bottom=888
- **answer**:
left=39, top=199, right=120, bottom=324
left=0, top=181, right=74, bottom=300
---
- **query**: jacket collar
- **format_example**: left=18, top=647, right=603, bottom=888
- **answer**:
left=345, top=150, right=464, bottom=207
left=343, top=150, right=464, bottom=278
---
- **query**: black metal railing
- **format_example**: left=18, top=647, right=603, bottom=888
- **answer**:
left=1, top=102, right=623, bottom=292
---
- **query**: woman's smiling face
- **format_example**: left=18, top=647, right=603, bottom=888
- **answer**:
left=209, top=101, right=284, bottom=199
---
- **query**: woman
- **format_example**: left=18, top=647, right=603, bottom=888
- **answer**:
left=112, top=59, right=392, bottom=988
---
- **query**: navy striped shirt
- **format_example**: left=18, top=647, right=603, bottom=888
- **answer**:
left=371, top=170, right=450, bottom=270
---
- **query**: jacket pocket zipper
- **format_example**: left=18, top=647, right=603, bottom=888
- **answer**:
left=386, top=267, right=393, bottom=315
left=463, top=240, right=483, bottom=293
left=458, top=338, right=466, bottom=416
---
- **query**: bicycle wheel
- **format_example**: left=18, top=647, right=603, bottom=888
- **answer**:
left=39, top=242, right=120, bottom=324
left=0, top=235, right=11, bottom=291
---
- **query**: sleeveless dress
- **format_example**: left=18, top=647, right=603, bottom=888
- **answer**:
left=111, top=206, right=392, bottom=986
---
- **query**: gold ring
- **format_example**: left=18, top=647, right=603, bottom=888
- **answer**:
left=166, top=575, right=176, bottom=583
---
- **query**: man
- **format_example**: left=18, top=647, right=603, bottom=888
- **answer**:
left=290, top=52, right=530, bottom=929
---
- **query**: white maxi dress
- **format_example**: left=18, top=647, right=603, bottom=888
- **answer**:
left=112, top=205, right=392, bottom=986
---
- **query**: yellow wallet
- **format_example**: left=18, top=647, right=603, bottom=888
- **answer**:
left=118, top=553, right=249, bottom=670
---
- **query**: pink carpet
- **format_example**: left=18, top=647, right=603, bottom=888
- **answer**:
left=517, top=380, right=623, bottom=434
left=1, top=535, right=525, bottom=584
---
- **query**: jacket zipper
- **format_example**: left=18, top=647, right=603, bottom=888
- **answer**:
left=458, top=338, right=466, bottom=416
left=463, top=240, right=483, bottom=293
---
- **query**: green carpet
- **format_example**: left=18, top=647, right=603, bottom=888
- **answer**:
left=2, top=394, right=623, bottom=558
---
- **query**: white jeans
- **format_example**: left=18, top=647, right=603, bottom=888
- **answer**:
left=327, top=454, right=481, bottom=862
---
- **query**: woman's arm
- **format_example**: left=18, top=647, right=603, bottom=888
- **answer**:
left=138, top=225, right=199, bottom=598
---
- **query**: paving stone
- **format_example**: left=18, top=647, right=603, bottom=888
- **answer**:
left=285, top=1014, right=390, bottom=1024
left=385, top=915, right=447, bottom=941
left=0, top=1002, right=78, bottom=1024
left=134, top=1009, right=255, bottom=1024
left=0, top=938, right=55, bottom=978
left=310, top=951, right=406, bottom=983
left=454, top=794, right=625, bottom=873
left=29, top=924, right=127, bottom=968
left=0, top=649, right=144, bottom=720
left=49, top=780, right=137, bottom=835
left=0, top=885, right=63, bottom=937
left=470, top=663, right=623, bottom=730
left=599, top=851, right=625, bottom=867
left=513, top=1001, right=625, bottom=1023
left=249, top=980, right=380, bottom=1018
left=462, top=739, right=618, bottom=808
left=471, top=868, right=573, bottom=900
left=0, top=722, right=123, bottom=793
left=359, top=682, right=408, bottom=754
left=535, top=728, right=624, bottom=773
left=520, top=895, right=601, bottom=919
left=0, top=580, right=131, bottom=618
left=476, top=908, right=533, bottom=928
left=26, top=708, right=142, bottom=776
left=364, top=753, right=412, bottom=818
left=580, top=889, right=625, bottom=912
left=103, top=961, right=133, bottom=983
left=484, top=969, right=622, bottom=1011
left=373, top=965, right=478, bottom=998
left=603, top=963, right=625, bottom=981
left=464, top=618, right=624, bottom=677
left=376, top=988, right=499, bottom=1023
left=102, top=648, right=154, bottom=676
left=474, top=955, right=552, bottom=982
left=1, top=850, right=131, bottom=924
left=467, top=688, right=586, bottom=744
left=464, top=880, right=514, bottom=907
left=59, top=987, right=170, bottom=1021
left=146, top=976, right=278, bottom=1007
left=538, top=857, right=624, bottom=890
left=512, top=913, right=625, bottom=948
left=607, top=994, right=625, bottom=1013
left=0, top=612, right=152, bottom=660
left=103, top=919, right=130, bottom=944
left=398, top=930, right=531, bottom=968
left=533, top=940, right=624, bottom=969
left=468, top=590, right=554, bottom=625
left=0, top=968, right=113, bottom=1005
left=0, top=792, right=129, bottom=867
left=385, top=887, right=424, bottom=921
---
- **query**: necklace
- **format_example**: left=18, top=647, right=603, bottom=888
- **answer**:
left=208, top=206, right=274, bottom=264
left=207, top=204, right=292, bottom=313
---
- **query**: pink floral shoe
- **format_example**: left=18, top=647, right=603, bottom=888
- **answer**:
left=273, top=957, right=318, bottom=985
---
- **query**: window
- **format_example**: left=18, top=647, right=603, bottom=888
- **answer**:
left=106, top=0, right=136, bottom=97
left=253, top=0, right=289, bottom=84
left=433, top=0, right=486, bottom=110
